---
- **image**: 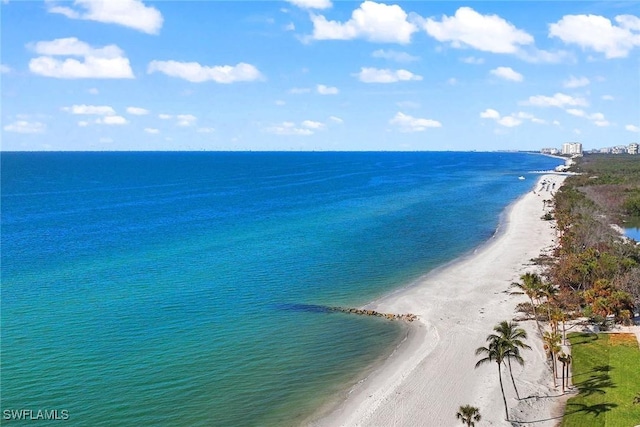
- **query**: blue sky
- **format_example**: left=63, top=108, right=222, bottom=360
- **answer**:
left=1, top=0, right=639, bottom=151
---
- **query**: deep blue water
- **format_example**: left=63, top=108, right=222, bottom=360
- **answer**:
left=625, top=227, right=640, bottom=242
left=1, top=152, right=561, bottom=426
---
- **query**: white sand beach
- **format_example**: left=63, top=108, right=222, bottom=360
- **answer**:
left=311, top=174, right=568, bottom=427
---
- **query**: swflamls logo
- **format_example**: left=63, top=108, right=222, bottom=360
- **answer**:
left=3, top=409, right=69, bottom=421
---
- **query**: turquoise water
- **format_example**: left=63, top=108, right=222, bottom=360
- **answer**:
left=1, top=152, right=561, bottom=426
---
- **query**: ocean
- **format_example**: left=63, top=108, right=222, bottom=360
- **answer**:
left=1, top=151, right=562, bottom=426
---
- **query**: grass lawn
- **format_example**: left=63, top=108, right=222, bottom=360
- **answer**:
left=561, top=332, right=640, bottom=427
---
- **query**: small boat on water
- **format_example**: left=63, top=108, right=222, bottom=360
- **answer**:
left=518, top=176, right=525, bottom=180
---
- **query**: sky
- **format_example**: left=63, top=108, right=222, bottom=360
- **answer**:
left=1, top=0, right=639, bottom=151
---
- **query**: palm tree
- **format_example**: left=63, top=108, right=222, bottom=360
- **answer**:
left=476, top=338, right=509, bottom=420
left=565, top=353, right=572, bottom=389
left=543, top=331, right=562, bottom=387
left=456, top=404, right=481, bottom=426
left=489, top=321, right=531, bottom=400
left=540, top=282, right=559, bottom=322
left=557, top=352, right=568, bottom=392
left=511, top=273, right=544, bottom=337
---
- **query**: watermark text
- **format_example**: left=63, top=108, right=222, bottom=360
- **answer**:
left=3, top=409, right=69, bottom=421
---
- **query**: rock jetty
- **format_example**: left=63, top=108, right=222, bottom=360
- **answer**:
left=329, top=306, right=418, bottom=322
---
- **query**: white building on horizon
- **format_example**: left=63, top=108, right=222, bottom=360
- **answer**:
left=562, top=142, right=582, bottom=155
left=540, top=147, right=560, bottom=155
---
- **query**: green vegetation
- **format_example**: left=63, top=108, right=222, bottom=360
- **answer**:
left=561, top=332, right=640, bottom=427
left=547, top=154, right=640, bottom=323
left=567, top=154, right=640, bottom=225
left=456, top=405, right=481, bottom=427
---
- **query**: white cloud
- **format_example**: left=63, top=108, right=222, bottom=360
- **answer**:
left=275, top=100, right=286, bottom=106
left=480, top=109, right=500, bottom=119
left=515, top=111, right=545, bottom=124
left=588, top=112, right=609, bottom=127
left=354, top=67, right=422, bottom=83
left=87, top=87, right=99, bottom=94
left=284, top=22, right=295, bottom=31
left=447, top=77, right=457, bottom=85
left=99, top=137, right=113, bottom=143
left=148, top=60, right=263, bottom=83
left=28, top=37, right=134, bottom=79
left=97, top=115, right=128, bottom=125
left=602, top=95, right=614, bottom=101
left=309, top=1, right=417, bottom=44
left=3, top=120, right=46, bottom=134
left=521, top=93, right=588, bottom=108
left=460, top=56, right=484, bottom=64
left=566, top=109, right=611, bottom=126
left=77, top=120, right=89, bottom=127
left=421, top=7, right=533, bottom=54
left=371, top=49, right=419, bottom=62
left=497, top=116, right=522, bottom=127
left=626, top=124, right=640, bottom=132
left=317, top=84, right=339, bottom=95
left=63, top=104, right=116, bottom=115
left=144, top=127, right=160, bottom=134
left=0, top=64, right=11, bottom=73
left=566, top=108, right=586, bottom=117
left=265, top=119, right=330, bottom=135
left=289, top=87, right=311, bottom=94
left=301, top=120, right=325, bottom=129
left=389, top=112, right=441, bottom=132
left=197, top=127, right=215, bottom=133
left=286, top=0, right=332, bottom=9
left=265, top=121, right=314, bottom=136
left=46, top=0, right=163, bottom=35
left=176, top=114, right=197, bottom=127
left=616, top=15, right=640, bottom=31
left=158, top=114, right=172, bottom=120
left=126, top=106, right=149, bottom=115
left=490, top=66, right=523, bottom=82
left=480, top=108, right=541, bottom=127
left=563, top=75, right=590, bottom=88
left=549, top=14, right=640, bottom=58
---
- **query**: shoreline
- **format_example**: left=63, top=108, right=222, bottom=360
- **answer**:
left=308, top=173, right=568, bottom=426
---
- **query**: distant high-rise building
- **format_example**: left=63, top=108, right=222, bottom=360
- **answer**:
left=612, top=145, right=628, bottom=154
left=562, top=142, right=582, bottom=155
left=540, top=148, right=559, bottom=155
left=629, top=143, right=639, bottom=155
